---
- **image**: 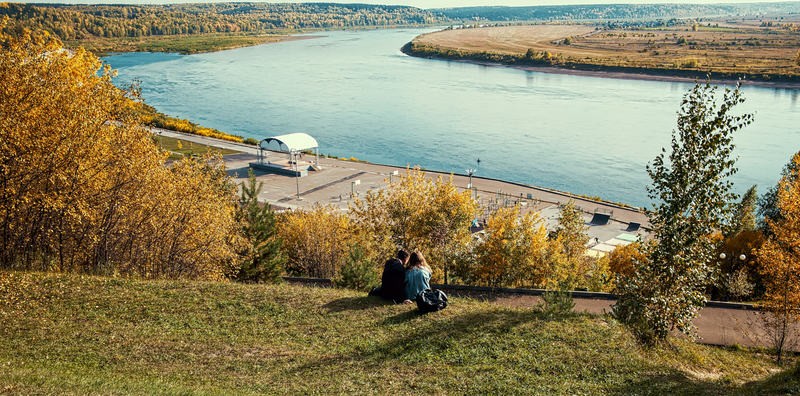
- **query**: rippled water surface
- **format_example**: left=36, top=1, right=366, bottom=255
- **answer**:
left=104, top=28, right=800, bottom=207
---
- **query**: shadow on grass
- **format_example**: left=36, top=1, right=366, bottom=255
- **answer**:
left=323, top=296, right=390, bottom=313
left=292, top=308, right=534, bottom=375
left=606, top=371, right=733, bottom=396
left=608, top=351, right=799, bottom=395
left=737, top=363, right=800, bottom=395
left=381, top=309, right=424, bottom=325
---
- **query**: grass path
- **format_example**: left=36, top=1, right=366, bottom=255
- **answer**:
left=0, top=271, right=797, bottom=394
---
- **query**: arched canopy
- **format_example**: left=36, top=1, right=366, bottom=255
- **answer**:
left=260, top=133, right=318, bottom=153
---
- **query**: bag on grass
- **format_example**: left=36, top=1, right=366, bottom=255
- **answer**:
left=415, top=288, right=448, bottom=313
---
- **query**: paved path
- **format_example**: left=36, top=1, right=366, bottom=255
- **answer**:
left=157, top=128, right=651, bottom=242
left=493, top=294, right=797, bottom=351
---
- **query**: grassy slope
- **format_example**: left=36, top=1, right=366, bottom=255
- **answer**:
left=0, top=271, right=797, bottom=395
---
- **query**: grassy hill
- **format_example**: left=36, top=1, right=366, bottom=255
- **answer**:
left=0, top=271, right=797, bottom=395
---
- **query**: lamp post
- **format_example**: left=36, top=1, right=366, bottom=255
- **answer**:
left=293, top=151, right=300, bottom=200
left=719, top=252, right=747, bottom=262
left=466, top=168, right=475, bottom=189
left=467, top=158, right=481, bottom=199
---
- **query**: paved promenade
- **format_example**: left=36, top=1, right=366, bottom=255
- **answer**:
left=156, top=128, right=651, bottom=243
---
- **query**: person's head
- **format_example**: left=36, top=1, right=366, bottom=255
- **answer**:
left=397, top=249, right=410, bottom=264
left=408, top=251, right=428, bottom=269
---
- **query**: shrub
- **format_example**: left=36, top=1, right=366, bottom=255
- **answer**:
left=535, top=289, right=576, bottom=320
left=335, top=245, right=379, bottom=292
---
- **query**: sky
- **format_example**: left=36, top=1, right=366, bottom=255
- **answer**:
left=18, top=0, right=800, bottom=9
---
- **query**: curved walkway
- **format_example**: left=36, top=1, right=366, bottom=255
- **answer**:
left=156, top=128, right=652, bottom=244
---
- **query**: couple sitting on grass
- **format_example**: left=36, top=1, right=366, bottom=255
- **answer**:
left=369, top=249, right=431, bottom=304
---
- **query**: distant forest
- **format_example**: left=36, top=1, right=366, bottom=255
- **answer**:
left=0, top=2, right=444, bottom=40
left=436, top=3, right=800, bottom=21
left=3, top=2, right=800, bottom=44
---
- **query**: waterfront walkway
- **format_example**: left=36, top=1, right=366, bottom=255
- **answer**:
left=156, top=128, right=651, bottom=243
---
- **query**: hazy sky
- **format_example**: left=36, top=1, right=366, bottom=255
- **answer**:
left=19, top=0, right=799, bottom=9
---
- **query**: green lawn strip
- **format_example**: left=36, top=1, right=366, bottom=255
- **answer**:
left=154, top=135, right=240, bottom=157
left=0, top=271, right=795, bottom=394
left=69, top=33, right=294, bottom=55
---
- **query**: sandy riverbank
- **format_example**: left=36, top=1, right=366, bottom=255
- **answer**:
left=404, top=48, right=800, bottom=89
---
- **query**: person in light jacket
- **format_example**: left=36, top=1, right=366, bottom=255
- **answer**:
left=404, top=251, right=431, bottom=303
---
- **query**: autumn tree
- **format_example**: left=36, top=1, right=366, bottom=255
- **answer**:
left=714, top=185, right=763, bottom=301
left=0, top=27, right=241, bottom=279
left=553, top=201, right=589, bottom=259
left=729, top=185, right=758, bottom=236
left=471, top=206, right=549, bottom=288
left=607, top=242, right=647, bottom=278
left=759, top=150, right=800, bottom=234
left=614, top=82, right=753, bottom=344
left=236, top=169, right=284, bottom=283
left=757, top=152, right=800, bottom=362
left=350, top=168, right=479, bottom=283
left=544, top=201, right=594, bottom=290
left=277, top=205, right=359, bottom=279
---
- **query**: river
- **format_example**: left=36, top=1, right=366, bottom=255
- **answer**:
left=103, top=28, right=800, bottom=208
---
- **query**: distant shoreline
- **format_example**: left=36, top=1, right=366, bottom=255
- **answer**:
left=401, top=42, right=800, bottom=90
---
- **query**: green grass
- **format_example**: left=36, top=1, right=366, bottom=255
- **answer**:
left=0, top=270, right=797, bottom=394
left=154, top=135, right=240, bottom=159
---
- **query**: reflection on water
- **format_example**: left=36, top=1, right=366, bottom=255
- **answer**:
left=104, top=28, right=800, bottom=207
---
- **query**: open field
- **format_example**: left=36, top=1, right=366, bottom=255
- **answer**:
left=409, top=22, right=800, bottom=81
left=1, top=270, right=798, bottom=394
left=68, top=33, right=304, bottom=55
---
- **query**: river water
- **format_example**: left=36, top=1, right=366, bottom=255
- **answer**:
left=104, top=28, right=800, bottom=207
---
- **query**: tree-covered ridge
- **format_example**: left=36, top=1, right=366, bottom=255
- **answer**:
left=436, top=2, right=800, bottom=22
left=0, top=2, right=445, bottom=40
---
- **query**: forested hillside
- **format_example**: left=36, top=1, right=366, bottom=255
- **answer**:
left=436, top=2, right=800, bottom=22
left=0, top=2, right=445, bottom=40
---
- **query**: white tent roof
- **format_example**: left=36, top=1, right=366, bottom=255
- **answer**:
left=260, top=133, right=318, bottom=152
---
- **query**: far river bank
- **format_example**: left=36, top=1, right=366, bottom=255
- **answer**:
left=401, top=42, right=800, bottom=89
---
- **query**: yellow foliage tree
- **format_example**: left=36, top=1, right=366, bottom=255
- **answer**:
left=472, top=206, right=549, bottom=288
left=607, top=242, right=647, bottom=278
left=350, top=168, right=479, bottom=283
left=757, top=152, right=800, bottom=362
left=277, top=205, right=358, bottom=279
left=0, top=27, right=241, bottom=279
left=543, top=201, right=595, bottom=290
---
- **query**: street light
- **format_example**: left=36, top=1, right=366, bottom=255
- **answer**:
left=466, top=168, right=475, bottom=189
left=719, top=252, right=747, bottom=262
left=293, top=151, right=301, bottom=200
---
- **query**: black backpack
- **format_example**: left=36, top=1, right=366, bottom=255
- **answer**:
left=415, top=288, right=448, bottom=313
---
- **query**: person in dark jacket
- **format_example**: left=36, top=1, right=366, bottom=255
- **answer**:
left=369, top=249, right=409, bottom=303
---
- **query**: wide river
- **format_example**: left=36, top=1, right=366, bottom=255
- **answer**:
left=104, top=28, right=800, bottom=208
